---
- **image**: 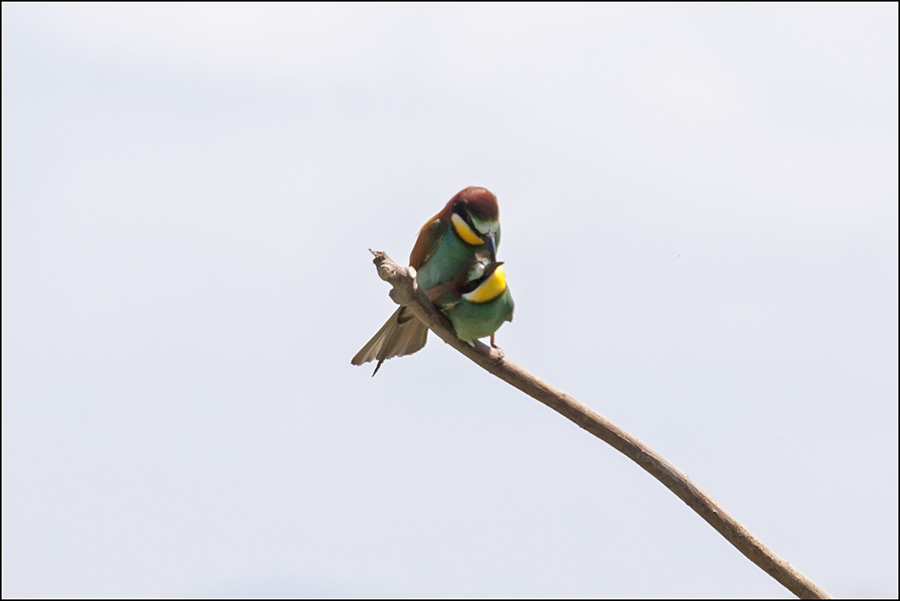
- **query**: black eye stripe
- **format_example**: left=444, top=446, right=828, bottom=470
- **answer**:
left=453, top=204, right=479, bottom=232
left=459, top=262, right=501, bottom=294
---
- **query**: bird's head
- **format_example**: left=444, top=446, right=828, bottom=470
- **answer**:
left=444, top=186, right=501, bottom=261
left=457, top=259, right=507, bottom=304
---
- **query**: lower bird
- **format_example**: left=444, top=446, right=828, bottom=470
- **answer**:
left=440, top=256, right=514, bottom=345
left=351, top=187, right=513, bottom=375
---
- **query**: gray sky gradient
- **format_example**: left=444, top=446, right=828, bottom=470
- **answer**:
left=2, top=4, right=898, bottom=598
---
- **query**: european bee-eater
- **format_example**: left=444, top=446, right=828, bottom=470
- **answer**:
left=352, top=186, right=506, bottom=375
left=441, top=257, right=515, bottom=344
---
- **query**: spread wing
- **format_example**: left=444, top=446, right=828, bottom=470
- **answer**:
left=351, top=307, right=429, bottom=376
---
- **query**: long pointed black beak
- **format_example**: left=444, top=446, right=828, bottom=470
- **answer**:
left=484, top=231, right=497, bottom=262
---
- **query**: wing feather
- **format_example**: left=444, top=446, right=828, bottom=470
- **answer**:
left=409, top=217, right=445, bottom=269
left=351, top=307, right=429, bottom=375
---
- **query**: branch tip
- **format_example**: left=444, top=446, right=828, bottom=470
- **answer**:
left=360, top=249, right=829, bottom=599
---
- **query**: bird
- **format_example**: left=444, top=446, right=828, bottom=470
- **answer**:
left=351, top=186, right=507, bottom=375
left=440, top=256, right=515, bottom=344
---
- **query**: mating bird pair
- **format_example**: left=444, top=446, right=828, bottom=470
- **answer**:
left=352, top=186, right=515, bottom=375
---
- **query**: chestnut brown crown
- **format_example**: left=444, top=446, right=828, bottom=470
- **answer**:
left=443, top=186, right=499, bottom=222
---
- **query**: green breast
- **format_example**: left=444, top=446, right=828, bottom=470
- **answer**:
left=443, top=288, right=514, bottom=342
left=415, top=226, right=486, bottom=292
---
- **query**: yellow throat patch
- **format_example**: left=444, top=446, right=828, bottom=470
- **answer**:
left=463, top=265, right=507, bottom=304
left=451, top=213, right=484, bottom=246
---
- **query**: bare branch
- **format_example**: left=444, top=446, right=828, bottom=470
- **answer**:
left=367, top=250, right=830, bottom=600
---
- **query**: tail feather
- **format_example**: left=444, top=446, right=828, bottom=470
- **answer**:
left=351, top=307, right=429, bottom=375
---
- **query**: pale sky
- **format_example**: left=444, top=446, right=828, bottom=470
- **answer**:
left=2, top=3, right=898, bottom=598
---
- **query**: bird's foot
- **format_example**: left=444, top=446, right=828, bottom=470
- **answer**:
left=478, top=342, right=503, bottom=364
left=490, top=334, right=504, bottom=354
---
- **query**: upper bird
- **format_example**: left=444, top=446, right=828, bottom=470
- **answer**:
left=351, top=186, right=507, bottom=375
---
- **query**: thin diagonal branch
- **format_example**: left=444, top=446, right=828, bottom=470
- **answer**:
left=367, top=249, right=830, bottom=600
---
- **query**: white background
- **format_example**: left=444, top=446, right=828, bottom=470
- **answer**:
left=3, top=4, right=897, bottom=598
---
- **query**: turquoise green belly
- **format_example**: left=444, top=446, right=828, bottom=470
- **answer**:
left=443, top=288, right=514, bottom=342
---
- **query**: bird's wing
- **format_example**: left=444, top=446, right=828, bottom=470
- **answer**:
left=351, top=306, right=429, bottom=376
left=409, top=216, right=445, bottom=269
